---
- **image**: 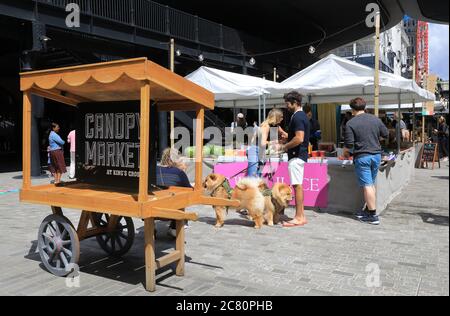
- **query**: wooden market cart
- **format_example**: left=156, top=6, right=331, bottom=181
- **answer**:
left=19, top=57, right=238, bottom=292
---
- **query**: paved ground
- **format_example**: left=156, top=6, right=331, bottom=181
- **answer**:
left=0, top=165, right=448, bottom=296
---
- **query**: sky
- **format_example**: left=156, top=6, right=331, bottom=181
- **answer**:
left=429, top=23, right=449, bottom=80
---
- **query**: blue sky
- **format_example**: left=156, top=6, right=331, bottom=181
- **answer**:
left=429, top=23, right=449, bottom=80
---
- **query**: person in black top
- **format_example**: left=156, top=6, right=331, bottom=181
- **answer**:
left=303, top=104, right=321, bottom=151
left=279, top=91, right=310, bottom=228
left=434, top=116, right=449, bottom=161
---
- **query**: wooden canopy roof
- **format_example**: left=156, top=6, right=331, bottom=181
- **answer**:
left=20, top=57, right=214, bottom=110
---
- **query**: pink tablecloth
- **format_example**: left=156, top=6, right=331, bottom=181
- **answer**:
left=214, top=162, right=328, bottom=208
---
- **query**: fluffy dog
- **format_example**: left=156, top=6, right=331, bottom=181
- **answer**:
left=203, top=174, right=266, bottom=229
left=259, top=182, right=293, bottom=226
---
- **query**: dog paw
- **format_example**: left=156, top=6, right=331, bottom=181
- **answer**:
left=215, top=224, right=224, bottom=228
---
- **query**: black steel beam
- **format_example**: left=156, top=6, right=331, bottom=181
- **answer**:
left=0, top=0, right=246, bottom=68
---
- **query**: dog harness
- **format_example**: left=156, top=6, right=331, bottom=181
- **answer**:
left=211, top=178, right=233, bottom=199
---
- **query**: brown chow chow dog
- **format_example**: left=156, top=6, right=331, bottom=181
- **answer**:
left=259, top=182, right=293, bottom=226
left=203, top=174, right=266, bottom=229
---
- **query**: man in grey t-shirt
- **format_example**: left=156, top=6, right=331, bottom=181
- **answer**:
left=344, top=98, right=389, bottom=225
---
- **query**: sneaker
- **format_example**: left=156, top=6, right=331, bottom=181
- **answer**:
left=360, top=214, right=380, bottom=225
left=355, top=209, right=368, bottom=219
left=355, top=204, right=368, bottom=219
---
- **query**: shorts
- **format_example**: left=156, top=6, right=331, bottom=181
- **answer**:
left=354, top=154, right=381, bottom=187
left=288, top=158, right=306, bottom=186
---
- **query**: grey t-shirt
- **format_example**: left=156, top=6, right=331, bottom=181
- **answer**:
left=344, top=113, right=389, bottom=158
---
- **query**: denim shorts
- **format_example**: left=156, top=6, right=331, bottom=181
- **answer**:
left=354, top=154, right=381, bottom=187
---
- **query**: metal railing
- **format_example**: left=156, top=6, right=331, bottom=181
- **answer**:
left=35, top=0, right=244, bottom=53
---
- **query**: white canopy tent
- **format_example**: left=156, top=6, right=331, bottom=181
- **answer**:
left=185, top=66, right=273, bottom=101
left=185, top=66, right=284, bottom=122
left=277, top=54, right=435, bottom=105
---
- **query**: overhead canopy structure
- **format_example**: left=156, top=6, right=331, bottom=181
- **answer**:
left=278, top=54, right=435, bottom=105
left=155, top=0, right=447, bottom=68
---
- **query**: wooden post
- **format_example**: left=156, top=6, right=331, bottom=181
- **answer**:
left=170, top=38, right=175, bottom=149
left=139, top=82, right=151, bottom=203
left=22, top=91, right=32, bottom=189
left=374, top=11, right=381, bottom=118
left=175, top=219, right=185, bottom=276
left=144, top=218, right=156, bottom=292
left=195, top=107, right=204, bottom=190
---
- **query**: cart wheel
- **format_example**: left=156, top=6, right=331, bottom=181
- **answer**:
left=37, top=214, right=80, bottom=277
left=94, top=214, right=135, bottom=257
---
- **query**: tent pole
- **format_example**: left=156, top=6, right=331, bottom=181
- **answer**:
left=397, top=93, right=401, bottom=154
left=258, top=95, right=261, bottom=125
left=263, top=94, right=267, bottom=121
left=233, top=101, right=237, bottom=129
left=374, top=11, right=381, bottom=118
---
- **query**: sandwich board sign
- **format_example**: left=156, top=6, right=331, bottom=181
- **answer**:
left=420, top=143, right=440, bottom=170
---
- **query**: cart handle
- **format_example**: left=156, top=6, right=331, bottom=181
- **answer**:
left=196, top=196, right=241, bottom=208
left=150, top=207, right=199, bottom=221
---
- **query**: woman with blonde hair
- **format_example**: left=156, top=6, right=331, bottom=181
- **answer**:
left=247, top=108, right=287, bottom=177
left=157, top=148, right=191, bottom=238
left=160, top=147, right=187, bottom=171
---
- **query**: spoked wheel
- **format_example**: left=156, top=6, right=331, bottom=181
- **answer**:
left=93, top=214, right=135, bottom=257
left=37, top=214, right=80, bottom=277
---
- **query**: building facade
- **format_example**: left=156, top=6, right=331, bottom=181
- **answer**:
left=404, top=17, right=429, bottom=87
left=327, top=21, right=410, bottom=77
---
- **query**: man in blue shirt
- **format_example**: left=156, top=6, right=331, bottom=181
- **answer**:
left=279, top=91, right=310, bottom=228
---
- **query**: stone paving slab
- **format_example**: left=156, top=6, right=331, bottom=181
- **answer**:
left=0, top=165, right=448, bottom=296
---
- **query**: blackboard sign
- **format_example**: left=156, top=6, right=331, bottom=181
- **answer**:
left=420, top=143, right=439, bottom=169
left=76, top=101, right=157, bottom=189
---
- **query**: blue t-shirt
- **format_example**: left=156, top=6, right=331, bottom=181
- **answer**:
left=288, top=110, right=310, bottom=162
left=156, top=166, right=192, bottom=188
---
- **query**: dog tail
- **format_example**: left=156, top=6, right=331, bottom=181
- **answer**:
left=236, top=178, right=263, bottom=191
